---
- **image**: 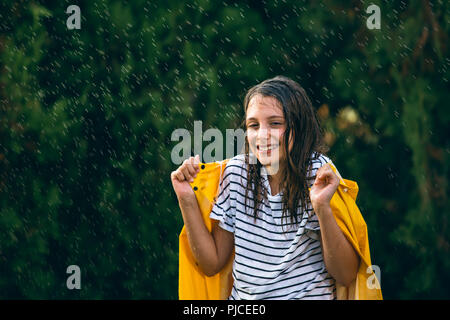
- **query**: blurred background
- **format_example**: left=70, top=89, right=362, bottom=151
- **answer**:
left=0, top=0, right=448, bottom=299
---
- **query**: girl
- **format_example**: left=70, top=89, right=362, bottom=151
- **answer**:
left=171, top=76, right=359, bottom=300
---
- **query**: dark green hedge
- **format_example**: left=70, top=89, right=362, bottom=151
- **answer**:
left=0, top=0, right=448, bottom=299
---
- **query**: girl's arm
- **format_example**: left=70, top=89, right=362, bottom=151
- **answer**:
left=178, top=193, right=234, bottom=276
left=310, top=163, right=359, bottom=287
left=172, top=156, right=234, bottom=277
left=316, top=205, right=359, bottom=287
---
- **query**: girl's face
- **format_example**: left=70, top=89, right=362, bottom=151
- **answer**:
left=246, top=95, right=291, bottom=174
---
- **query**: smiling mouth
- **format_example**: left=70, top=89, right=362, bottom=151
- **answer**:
left=257, top=144, right=278, bottom=152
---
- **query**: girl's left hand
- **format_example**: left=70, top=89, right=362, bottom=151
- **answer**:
left=310, top=164, right=340, bottom=212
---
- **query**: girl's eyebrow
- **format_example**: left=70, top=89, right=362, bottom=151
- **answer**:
left=246, top=115, right=284, bottom=122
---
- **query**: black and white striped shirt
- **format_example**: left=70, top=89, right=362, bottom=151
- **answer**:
left=210, top=152, right=336, bottom=300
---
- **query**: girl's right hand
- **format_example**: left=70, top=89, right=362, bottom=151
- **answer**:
left=170, top=155, right=201, bottom=200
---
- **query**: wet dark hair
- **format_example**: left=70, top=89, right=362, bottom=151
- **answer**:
left=242, top=76, right=328, bottom=226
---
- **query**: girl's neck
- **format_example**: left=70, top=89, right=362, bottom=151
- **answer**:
left=265, top=163, right=286, bottom=196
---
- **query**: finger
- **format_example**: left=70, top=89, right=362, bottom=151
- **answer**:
left=180, top=165, right=194, bottom=183
left=317, top=168, right=339, bottom=186
left=192, top=154, right=200, bottom=172
left=321, top=164, right=339, bottom=180
left=180, top=158, right=195, bottom=179
left=320, top=169, right=334, bottom=180
left=313, top=174, right=326, bottom=187
left=314, top=171, right=330, bottom=186
left=175, top=169, right=186, bottom=182
left=317, top=163, right=331, bottom=174
left=185, top=157, right=197, bottom=177
left=317, top=164, right=333, bottom=178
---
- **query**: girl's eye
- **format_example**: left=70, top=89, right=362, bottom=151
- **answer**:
left=271, top=122, right=282, bottom=126
left=248, top=123, right=258, bottom=128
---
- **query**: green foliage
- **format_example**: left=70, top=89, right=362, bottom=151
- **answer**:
left=0, top=0, right=448, bottom=299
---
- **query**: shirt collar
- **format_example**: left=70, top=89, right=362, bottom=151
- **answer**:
left=260, top=166, right=283, bottom=197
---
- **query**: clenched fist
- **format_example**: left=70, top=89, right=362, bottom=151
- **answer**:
left=309, top=163, right=340, bottom=213
left=171, top=155, right=201, bottom=201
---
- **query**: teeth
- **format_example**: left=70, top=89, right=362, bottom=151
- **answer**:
left=259, top=145, right=278, bottom=151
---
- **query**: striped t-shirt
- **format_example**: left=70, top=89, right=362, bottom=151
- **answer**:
left=210, top=152, right=336, bottom=300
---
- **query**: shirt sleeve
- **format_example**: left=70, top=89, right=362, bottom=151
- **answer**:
left=209, top=164, right=236, bottom=234
left=307, top=153, right=333, bottom=188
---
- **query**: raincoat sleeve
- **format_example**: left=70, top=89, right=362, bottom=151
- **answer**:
left=327, top=163, right=383, bottom=300
left=178, top=159, right=234, bottom=300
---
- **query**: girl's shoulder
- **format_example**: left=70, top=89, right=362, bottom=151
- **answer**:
left=225, top=153, right=247, bottom=168
left=222, top=154, right=248, bottom=182
left=307, top=152, right=334, bottom=183
left=310, top=151, right=333, bottom=169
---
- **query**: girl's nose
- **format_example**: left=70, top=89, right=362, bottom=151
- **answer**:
left=257, top=127, right=271, bottom=141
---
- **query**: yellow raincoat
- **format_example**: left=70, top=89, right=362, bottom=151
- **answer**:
left=178, top=159, right=382, bottom=300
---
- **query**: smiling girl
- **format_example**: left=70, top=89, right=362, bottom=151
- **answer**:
left=171, top=76, right=359, bottom=300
